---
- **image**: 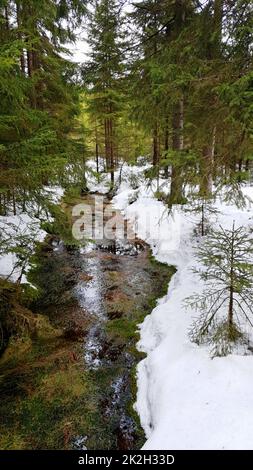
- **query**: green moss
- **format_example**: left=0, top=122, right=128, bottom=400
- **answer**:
left=106, top=317, right=138, bottom=342
left=0, top=330, right=117, bottom=450
left=0, top=194, right=176, bottom=450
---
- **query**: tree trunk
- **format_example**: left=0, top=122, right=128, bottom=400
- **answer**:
left=16, top=1, right=26, bottom=74
left=228, top=221, right=235, bottom=328
left=200, top=0, right=223, bottom=191
left=164, top=116, right=169, bottom=178
left=4, top=6, right=9, bottom=30
left=12, top=190, right=16, bottom=216
left=201, top=203, right=205, bottom=236
left=153, top=121, right=159, bottom=167
left=27, top=50, right=33, bottom=77
left=213, top=0, right=223, bottom=58
left=105, top=115, right=114, bottom=188
left=0, top=195, right=3, bottom=216
left=22, top=189, right=26, bottom=212
left=109, top=117, right=114, bottom=188
left=228, top=286, right=233, bottom=328
left=104, top=118, right=109, bottom=171
left=200, top=126, right=216, bottom=197
left=169, top=99, right=184, bottom=204
left=95, top=120, right=99, bottom=173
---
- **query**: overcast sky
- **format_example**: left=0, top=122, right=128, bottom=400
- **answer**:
left=67, top=0, right=136, bottom=63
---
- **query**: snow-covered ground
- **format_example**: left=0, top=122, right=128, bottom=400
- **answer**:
left=0, top=213, right=47, bottom=283
left=2, top=160, right=253, bottom=449
left=112, top=166, right=253, bottom=450
left=0, top=186, right=63, bottom=283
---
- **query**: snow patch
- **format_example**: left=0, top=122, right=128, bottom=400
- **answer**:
left=112, top=166, right=253, bottom=450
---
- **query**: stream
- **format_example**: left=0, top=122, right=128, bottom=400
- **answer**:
left=29, top=193, right=173, bottom=449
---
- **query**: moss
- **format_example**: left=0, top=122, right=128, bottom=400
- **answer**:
left=106, top=317, right=138, bottom=342
left=27, top=244, right=78, bottom=311
left=0, top=194, right=176, bottom=450
left=106, top=298, right=134, bottom=319
left=126, top=368, right=146, bottom=447
left=0, top=328, right=114, bottom=450
left=104, top=260, right=174, bottom=448
left=0, top=432, right=27, bottom=451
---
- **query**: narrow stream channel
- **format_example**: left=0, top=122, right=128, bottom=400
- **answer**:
left=30, top=193, right=174, bottom=449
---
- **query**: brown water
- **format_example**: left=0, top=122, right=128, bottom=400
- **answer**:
left=31, top=194, right=174, bottom=449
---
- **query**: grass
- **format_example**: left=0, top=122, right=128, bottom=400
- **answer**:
left=0, top=196, right=176, bottom=450
left=0, top=319, right=117, bottom=450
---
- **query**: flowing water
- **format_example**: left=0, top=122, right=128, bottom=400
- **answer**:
left=26, top=193, right=174, bottom=449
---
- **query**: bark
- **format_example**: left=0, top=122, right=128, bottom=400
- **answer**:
left=12, top=190, right=16, bottom=216
left=22, top=189, right=26, bottom=212
left=164, top=117, right=169, bottom=178
left=152, top=123, right=159, bottom=167
left=95, top=120, right=99, bottom=173
left=27, top=49, right=37, bottom=108
left=200, top=0, right=223, bottom=191
left=170, top=99, right=184, bottom=204
left=3, top=194, right=7, bottom=215
left=104, top=119, right=109, bottom=171
left=0, top=195, right=3, bottom=216
left=228, top=221, right=235, bottom=328
left=168, top=1, right=186, bottom=205
left=213, top=0, right=223, bottom=58
left=200, top=126, right=216, bottom=197
left=201, top=203, right=204, bottom=237
left=27, top=50, right=33, bottom=77
left=16, top=1, right=26, bottom=74
left=109, top=117, right=114, bottom=187
left=104, top=116, right=114, bottom=188
left=228, top=287, right=233, bottom=328
left=4, top=6, right=9, bottom=30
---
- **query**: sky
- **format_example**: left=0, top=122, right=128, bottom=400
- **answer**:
left=67, top=0, right=136, bottom=63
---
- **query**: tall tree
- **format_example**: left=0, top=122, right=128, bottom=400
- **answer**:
left=84, top=0, right=125, bottom=189
left=0, top=0, right=87, bottom=214
left=131, top=0, right=196, bottom=203
left=186, top=223, right=253, bottom=356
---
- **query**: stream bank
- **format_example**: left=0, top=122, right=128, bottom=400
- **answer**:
left=0, top=193, right=174, bottom=450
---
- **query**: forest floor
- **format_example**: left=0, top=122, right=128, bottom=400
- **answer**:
left=1, top=161, right=253, bottom=449
left=111, top=163, right=253, bottom=450
left=0, top=189, right=173, bottom=450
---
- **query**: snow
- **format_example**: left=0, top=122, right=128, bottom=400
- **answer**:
left=2, top=158, right=253, bottom=449
left=0, top=213, right=47, bottom=283
left=112, top=168, right=253, bottom=450
left=86, top=158, right=151, bottom=195
left=0, top=184, right=65, bottom=283
left=43, top=185, right=64, bottom=204
left=85, top=159, right=110, bottom=194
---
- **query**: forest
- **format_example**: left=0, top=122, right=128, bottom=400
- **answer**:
left=0, top=0, right=253, bottom=454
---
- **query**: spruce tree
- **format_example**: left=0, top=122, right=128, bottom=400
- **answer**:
left=0, top=0, right=87, bottom=214
left=186, top=222, right=253, bottom=356
left=84, top=0, right=125, bottom=189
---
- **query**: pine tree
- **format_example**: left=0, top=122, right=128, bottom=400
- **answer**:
left=131, top=1, right=252, bottom=204
left=0, top=0, right=87, bottom=214
left=84, top=0, right=125, bottom=189
left=131, top=1, right=198, bottom=203
left=130, top=0, right=165, bottom=167
left=186, top=222, right=253, bottom=356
